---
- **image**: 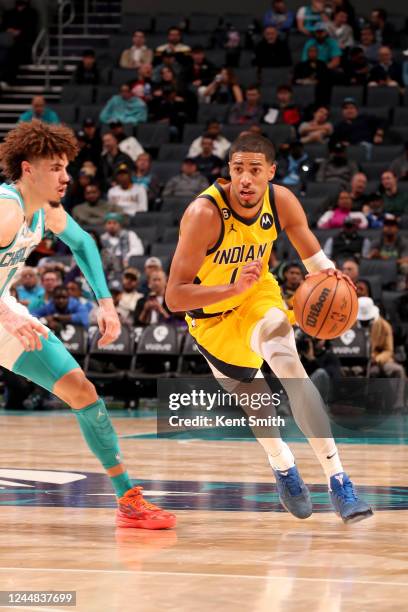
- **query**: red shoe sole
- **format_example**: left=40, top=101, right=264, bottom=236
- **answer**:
left=116, top=510, right=176, bottom=530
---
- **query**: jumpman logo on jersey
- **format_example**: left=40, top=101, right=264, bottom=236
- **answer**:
left=229, top=224, right=237, bottom=233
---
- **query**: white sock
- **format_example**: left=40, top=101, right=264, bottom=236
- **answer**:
left=307, top=438, right=343, bottom=486
left=264, top=440, right=296, bottom=471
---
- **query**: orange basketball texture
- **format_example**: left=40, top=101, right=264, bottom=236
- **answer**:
left=293, top=272, right=358, bottom=340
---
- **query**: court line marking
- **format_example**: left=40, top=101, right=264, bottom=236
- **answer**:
left=0, top=567, right=406, bottom=588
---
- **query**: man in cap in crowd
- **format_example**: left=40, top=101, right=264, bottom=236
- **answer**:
left=333, top=97, right=385, bottom=145
left=107, top=164, right=148, bottom=217
left=162, top=158, right=208, bottom=199
left=368, top=214, right=408, bottom=286
left=301, top=22, right=342, bottom=71
left=118, top=267, right=144, bottom=322
left=100, top=212, right=144, bottom=277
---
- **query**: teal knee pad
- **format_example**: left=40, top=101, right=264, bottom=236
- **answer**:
left=12, top=331, right=80, bottom=392
left=73, top=399, right=122, bottom=470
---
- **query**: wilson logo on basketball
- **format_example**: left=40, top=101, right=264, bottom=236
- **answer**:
left=306, top=288, right=331, bottom=327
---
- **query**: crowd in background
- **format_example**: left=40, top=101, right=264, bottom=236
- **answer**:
left=1, top=0, right=408, bottom=408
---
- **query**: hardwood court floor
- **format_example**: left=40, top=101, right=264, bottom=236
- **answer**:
left=0, top=412, right=407, bottom=612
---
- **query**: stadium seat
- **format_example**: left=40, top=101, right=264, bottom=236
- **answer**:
left=130, top=323, right=180, bottom=377
left=347, top=145, right=367, bottom=163
left=133, top=226, right=159, bottom=249
left=95, top=85, right=118, bottom=104
left=366, top=87, right=400, bottom=108
left=306, top=182, right=341, bottom=199
left=184, top=34, right=212, bottom=48
left=261, top=68, right=292, bottom=86
left=152, top=161, right=183, bottom=184
left=235, top=67, right=259, bottom=87
left=260, top=85, right=277, bottom=105
left=108, top=34, right=130, bottom=50
left=205, top=49, right=227, bottom=68
left=150, top=242, right=176, bottom=258
left=359, top=259, right=398, bottom=288
left=223, top=13, right=253, bottom=31
left=222, top=125, right=248, bottom=141
left=52, top=104, right=77, bottom=124
left=130, top=212, right=173, bottom=234
left=158, top=143, right=189, bottom=161
left=197, top=103, right=230, bottom=124
left=300, top=197, right=326, bottom=225
left=292, top=85, right=315, bottom=108
left=189, top=14, right=220, bottom=33
left=392, top=107, right=408, bottom=126
left=84, top=325, right=135, bottom=387
left=77, top=104, right=103, bottom=124
left=162, top=226, right=180, bottom=243
left=361, top=162, right=390, bottom=179
left=155, top=14, right=185, bottom=32
left=111, top=67, right=138, bottom=86
left=183, top=123, right=206, bottom=143
left=120, top=14, right=152, bottom=33
left=263, top=124, right=296, bottom=145
left=177, top=331, right=211, bottom=376
left=61, top=84, right=93, bottom=105
left=331, top=85, right=364, bottom=107
left=358, top=275, right=382, bottom=301
left=136, top=123, right=170, bottom=148
left=370, top=145, right=404, bottom=162
left=57, top=325, right=88, bottom=366
left=303, top=143, right=328, bottom=160
left=239, top=50, right=255, bottom=67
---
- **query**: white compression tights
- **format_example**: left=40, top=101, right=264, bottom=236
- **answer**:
left=208, top=307, right=343, bottom=481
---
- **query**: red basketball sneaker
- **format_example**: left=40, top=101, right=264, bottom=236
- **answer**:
left=116, top=486, right=176, bottom=530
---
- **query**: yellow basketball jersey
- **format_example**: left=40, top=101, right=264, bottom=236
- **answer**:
left=187, top=179, right=281, bottom=317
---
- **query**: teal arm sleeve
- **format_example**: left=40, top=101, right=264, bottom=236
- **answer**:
left=57, top=214, right=111, bottom=301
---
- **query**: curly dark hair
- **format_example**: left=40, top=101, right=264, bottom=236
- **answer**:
left=0, top=120, right=79, bottom=181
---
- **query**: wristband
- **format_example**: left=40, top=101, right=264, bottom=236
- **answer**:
left=302, top=249, right=335, bottom=274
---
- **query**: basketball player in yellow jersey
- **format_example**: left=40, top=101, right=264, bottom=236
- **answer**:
left=167, top=134, right=372, bottom=523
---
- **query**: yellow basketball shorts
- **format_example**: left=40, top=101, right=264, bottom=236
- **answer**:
left=186, top=274, right=294, bottom=380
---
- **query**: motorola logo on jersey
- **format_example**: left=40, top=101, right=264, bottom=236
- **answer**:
left=260, top=213, right=273, bottom=229
left=222, top=208, right=231, bottom=220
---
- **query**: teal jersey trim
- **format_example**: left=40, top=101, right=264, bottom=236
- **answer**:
left=0, top=183, right=40, bottom=232
left=56, top=214, right=111, bottom=301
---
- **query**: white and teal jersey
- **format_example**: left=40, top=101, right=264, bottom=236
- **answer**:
left=0, top=183, right=44, bottom=299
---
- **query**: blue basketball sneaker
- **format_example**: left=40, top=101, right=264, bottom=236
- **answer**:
left=271, top=464, right=313, bottom=519
left=329, top=472, right=373, bottom=524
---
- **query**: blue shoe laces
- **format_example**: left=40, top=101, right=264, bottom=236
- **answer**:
left=280, top=470, right=302, bottom=496
left=337, top=479, right=358, bottom=503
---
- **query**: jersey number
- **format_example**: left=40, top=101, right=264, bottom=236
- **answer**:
left=0, top=267, right=18, bottom=297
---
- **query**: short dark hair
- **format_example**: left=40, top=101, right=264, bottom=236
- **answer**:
left=53, top=285, right=68, bottom=298
left=229, top=134, right=276, bottom=163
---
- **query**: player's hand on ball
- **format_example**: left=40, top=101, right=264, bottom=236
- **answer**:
left=0, top=310, right=48, bottom=351
left=97, top=299, right=121, bottom=347
left=306, top=268, right=356, bottom=290
left=234, top=260, right=262, bottom=294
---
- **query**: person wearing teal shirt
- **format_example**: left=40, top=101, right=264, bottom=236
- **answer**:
left=18, top=95, right=60, bottom=124
left=301, top=22, right=342, bottom=69
left=99, top=83, right=147, bottom=126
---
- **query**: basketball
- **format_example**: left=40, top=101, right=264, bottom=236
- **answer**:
left=293, top=271, right=358, bottom=340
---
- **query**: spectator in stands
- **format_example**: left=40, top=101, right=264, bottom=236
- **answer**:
left=293, top=45, right=329, bottom=103
left=107, top=164, right=148, bottom=217
left=316, top=141, right=359, bottom=188
left=148, top=80, right=190, bottom=136
left=119, top=30, right=153, bottom=69
left=162, top=158, right=208, bottom=199
left=370, top=8, right=396, bottom=46
left=203, top=68, right=243, bottom=105
left=341, top=258, right=360, bottom=284
left=326, top=9, right=354, bottom=49
left=72, top=183, right=119, bottom=226
left=356, top=279, right=372, bottom=298
left=380, top=171, right=408, bottom=216
left=363, top=191, right=386, bottom=228
left=134, top=270, right=172, bottom=326
left=350, top=172, right=368, bottom=209
left=263, top=0, right=295, bottom=32
left=134, top=152, right=161, bottom=205
left=188, top=121, right=231, bottom=160
left=100, top=83, right=147, bottom=126
left=139, top=256, right=163, bottom=296
left=81, top=118, right=102, bottom=165
left=228, top=86, right=265, bottom=126
left=390, top=143, right=408, bottom=181
left=100, top=212, right=144, bottom=277
left=182, top=46, right=216, bottom=97
left=265, top=84, right=301, bottom=126
left=0, top=0, right=38, bottom=82
left=118, top=267, right=144, bottom=322
left=254, top=26, right=292, bottom=68
left=191, top=134, right=223, bottom=182
left=72, top=49, right=100, bottom=85
left=101, top=132, right=134, bottom=186
left=280, top=263, right=304, bottom=310
left=358, top=296, right=406, bottom=408
left=155, top=26, right=191, bottom=62
left=368, top=215, right=408, bottom=280
left=32, top=285, right=89, bottom=331
left=28, top=269, right=61, bottom=312
left=301, top=22, right=342, bottom=71
left=109, top=120, right=144, bottom=162
left=298, top=105, right=333, bottom=143
left=323, top=217, right=371, bottom=262
left=343, top=46, right=370, bottom=85
left=297, top=334, right=342, bottom=394
left=66, top=281, right=94, bottom=314
left=18, top=95, right=59, bottom=124
left=332, top=98, right=385, bottom=145
left=152, top=49, right=183, bottom=83
left=16, top=267, right=44, bottom=308
left=368, top=46, right=403, bottom=87
left=296, top=0, right=325, bottom=35
left=130, top=63, right=154, bottom=102
left=276, top=141, right=309, bottom=188
left=317, top=190, right=368, bottom=228
left=359, top=26, right=381, bottom=65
